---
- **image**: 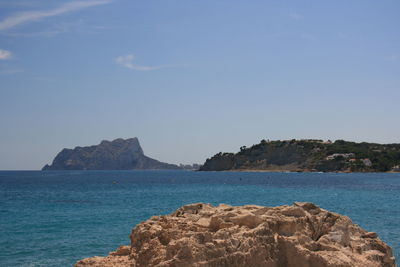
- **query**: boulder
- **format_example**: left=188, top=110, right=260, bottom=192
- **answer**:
left=75, top=203, right=395, bottom=267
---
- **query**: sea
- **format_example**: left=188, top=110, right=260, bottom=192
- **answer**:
left=0, top=170, right=399, bottom=266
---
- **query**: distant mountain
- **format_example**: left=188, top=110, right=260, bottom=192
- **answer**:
left=200, top=139, right=400, bottom=172
left=42, top=138, right=181, bottom=170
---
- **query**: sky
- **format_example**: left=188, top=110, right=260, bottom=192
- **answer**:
left=0, top=0, right=399, bottom=170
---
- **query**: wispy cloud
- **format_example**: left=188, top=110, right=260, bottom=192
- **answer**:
left=0, top=0, right=112, bottom=31
left=0, top=49, right=12, bottom=60
left=0, top=49, right=20, bottom=74
left=0, top=66, right=23, bottom=74
left=115, top=54, right=165, bottom=71
left=3, top=19, right=112, bottom=37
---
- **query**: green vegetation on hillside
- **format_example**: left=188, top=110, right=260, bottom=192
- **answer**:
left=200, top=139, right=400, bottom=172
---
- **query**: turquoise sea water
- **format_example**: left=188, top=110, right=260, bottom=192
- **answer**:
left=0, top=171, right=399, bottom=266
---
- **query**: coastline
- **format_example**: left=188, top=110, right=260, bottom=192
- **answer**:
left=200, top=169, right=400, bottom=173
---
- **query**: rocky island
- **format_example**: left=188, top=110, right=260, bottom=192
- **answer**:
left=75, top=202, right=395, bottom=267
left=43, top=138, right=180, bottom=170
left=200, top=139, right=400, bottom=172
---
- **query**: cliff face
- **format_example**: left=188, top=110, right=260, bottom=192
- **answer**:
left=75, top=202, right=395, bottom=267
left=200, top=139, right=400, bottom=172
left=42, top=138, right=180, bottom=170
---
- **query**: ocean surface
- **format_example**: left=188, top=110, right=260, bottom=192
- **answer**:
left=0, top=171, right=399, bottom=266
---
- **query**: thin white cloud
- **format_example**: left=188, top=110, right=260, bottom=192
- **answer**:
left=115, top=54, right=164, bottom=71
left=2, top=19, right=111, bottom=37
left=0, top=67, right=23, bottom=74
left=0, top=49, right=12, bottom=60
left=0, top=0, right=112, bottom=31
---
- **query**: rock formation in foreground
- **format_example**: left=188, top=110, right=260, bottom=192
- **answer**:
left=43, top=138, right=180, bottom=170
left=75, top=202, right=395, bottom=267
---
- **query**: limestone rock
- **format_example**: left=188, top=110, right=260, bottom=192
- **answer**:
left=42, top=138, right=180, bottom=170
left=75, top=203, right=395, bottom=267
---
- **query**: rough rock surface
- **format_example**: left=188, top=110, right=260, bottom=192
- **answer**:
left=42, top=138, right=180, bottom=170
left=75, top=203, right=396, bottom=267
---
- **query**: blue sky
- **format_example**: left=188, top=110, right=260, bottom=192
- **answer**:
left=0, top=0, right=399, bottom=170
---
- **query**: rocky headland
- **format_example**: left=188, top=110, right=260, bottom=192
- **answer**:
left=75, top=202, right=395, bottom=267
left=200, top=139, right=400, bottom=172
left=43, top=138, right=180, bottom=170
